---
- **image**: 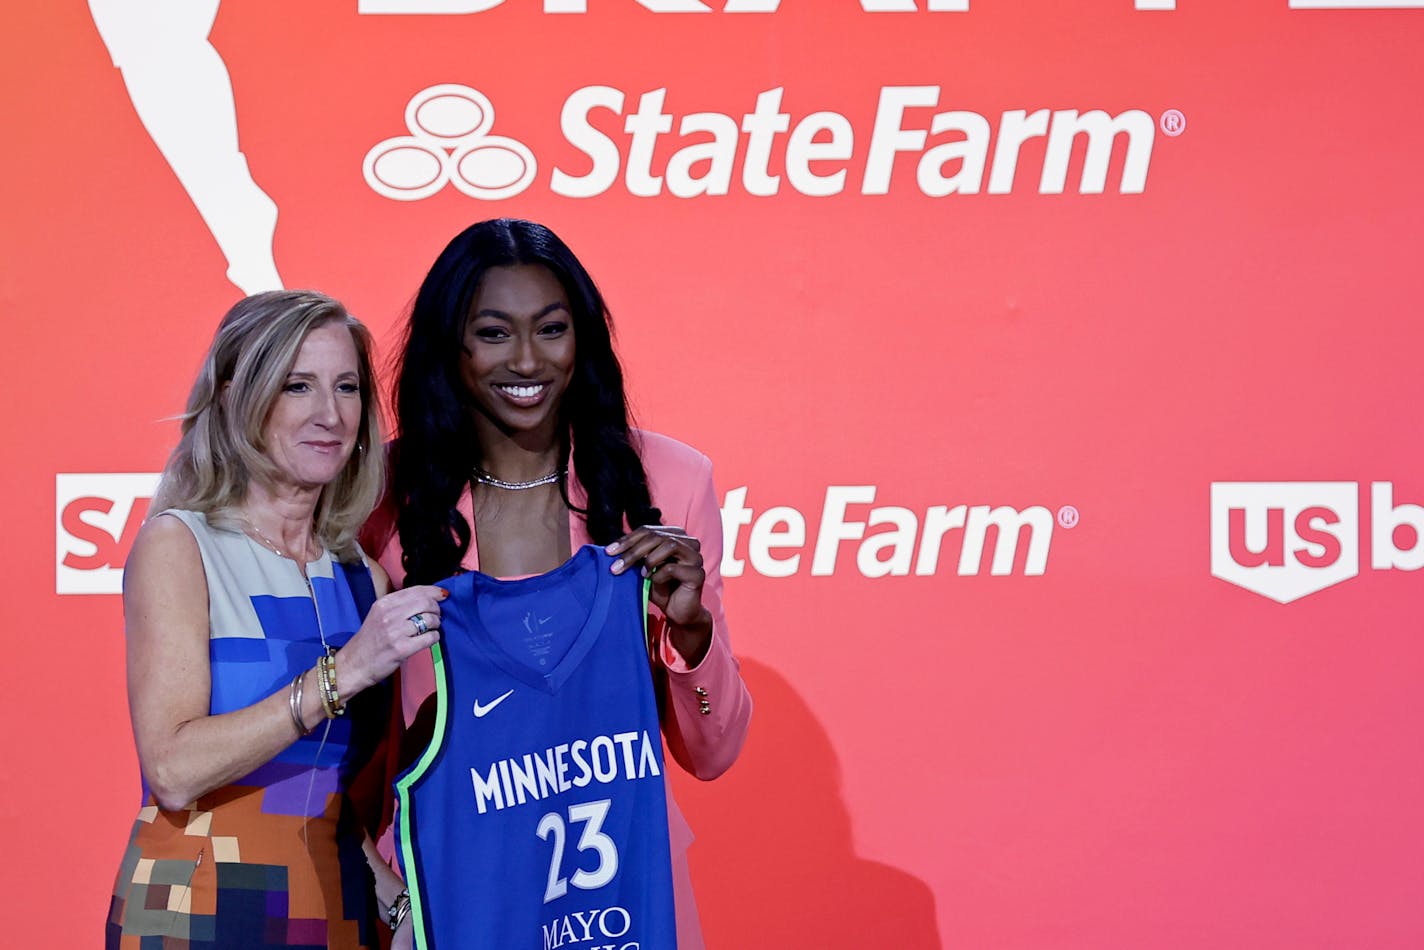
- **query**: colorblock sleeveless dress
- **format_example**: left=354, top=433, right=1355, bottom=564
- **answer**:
left=106, top=510, right=387, bottom=950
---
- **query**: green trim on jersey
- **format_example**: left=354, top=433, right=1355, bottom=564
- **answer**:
left=641, top=578, right=652, bottom=659
left=395, top=640, right=448, bottom=949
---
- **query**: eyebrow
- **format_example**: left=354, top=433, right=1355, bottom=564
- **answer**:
left=472, top=302, right=570, bottom=321
left=285, top=370, right=359, bottom=379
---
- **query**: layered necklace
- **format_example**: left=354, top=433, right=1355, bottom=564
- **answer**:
left=471, top=465, right=564, bottom=491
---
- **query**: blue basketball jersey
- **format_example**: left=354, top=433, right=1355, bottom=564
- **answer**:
left=395, top=544, right=676, bottom=949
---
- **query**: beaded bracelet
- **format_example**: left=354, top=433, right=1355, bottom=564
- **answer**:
left=328, top=650, right=344, bottom=715
left=317, top=650, right=345, bottom=718
left=316, top=654, right=331, bottom=718
left=387, top=889, right=411, bottom=931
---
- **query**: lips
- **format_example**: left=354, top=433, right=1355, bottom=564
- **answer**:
left=494, top=382, right=550, bottom=407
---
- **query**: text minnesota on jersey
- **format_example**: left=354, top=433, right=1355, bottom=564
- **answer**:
left=470, top=729, right=663, bottom=814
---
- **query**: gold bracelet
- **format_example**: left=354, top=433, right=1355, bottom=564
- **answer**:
left=316, top=655, right=333, bottom=719
left=328, top=650, right=345, bottom=715
left=318, top=650, right=345, bottom=717
left=316, top=654, right=332, bottom=718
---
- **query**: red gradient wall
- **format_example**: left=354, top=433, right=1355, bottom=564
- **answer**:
left=5, top=2, right=1423, bottom=947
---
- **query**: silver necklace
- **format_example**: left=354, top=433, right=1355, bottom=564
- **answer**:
left=471, top=465, right=563, bottom=491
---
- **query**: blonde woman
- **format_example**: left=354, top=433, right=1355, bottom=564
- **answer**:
left=107, top=291, right=443, bottom=948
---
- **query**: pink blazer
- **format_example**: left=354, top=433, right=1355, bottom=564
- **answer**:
left=365, top=430, right=752, bottom=949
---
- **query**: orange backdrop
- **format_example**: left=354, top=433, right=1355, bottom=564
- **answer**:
left=5, top=2, right=1424, bottom=947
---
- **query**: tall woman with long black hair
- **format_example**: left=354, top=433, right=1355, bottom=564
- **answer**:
left=364, top=218, right=751, bottom=948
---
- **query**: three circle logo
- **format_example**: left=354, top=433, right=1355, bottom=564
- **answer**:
left=363, top=84, right=536, bottom=201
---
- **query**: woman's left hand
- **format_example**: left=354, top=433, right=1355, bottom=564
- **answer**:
left=607, top=525, right=713, bottom=659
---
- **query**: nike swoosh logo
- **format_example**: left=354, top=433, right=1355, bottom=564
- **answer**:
left=472, top=689, right=515, bottom=718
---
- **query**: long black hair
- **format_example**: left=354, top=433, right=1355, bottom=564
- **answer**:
left=391, top=218, right=661, bottom=584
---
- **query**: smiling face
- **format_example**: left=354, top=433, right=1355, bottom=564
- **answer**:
left=259, top=321, right=364, bottom=491
left=460, top=264, right=577, bottom=444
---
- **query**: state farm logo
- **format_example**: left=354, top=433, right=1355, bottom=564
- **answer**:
left=1209, top=481, right=1424, bottom=604
left=366, top=83, right=1174, bottom=201
left=56, top=473, right=160, bottom=595
left=363, top=85, right=537, bottom=201
left=721, top=485, right=1074, bottom=578
left=55, top=476, right=1071, bottom=592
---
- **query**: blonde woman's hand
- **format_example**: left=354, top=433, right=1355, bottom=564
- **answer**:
left=337, top=585, right=447, bottom=695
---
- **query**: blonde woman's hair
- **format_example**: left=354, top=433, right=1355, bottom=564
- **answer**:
left=151, top=290, right=384, bottom=561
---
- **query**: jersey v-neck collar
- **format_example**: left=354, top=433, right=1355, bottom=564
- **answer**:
left=458, top=544, right=615, bottom=694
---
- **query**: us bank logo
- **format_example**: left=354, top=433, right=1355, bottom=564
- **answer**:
left=1209, top=481, right=1424, bottom=604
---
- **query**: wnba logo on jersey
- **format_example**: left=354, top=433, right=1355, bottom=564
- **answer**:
left=1210, top=481, right=1424, bottom=603
left=55, top=473, right=161, bottom=594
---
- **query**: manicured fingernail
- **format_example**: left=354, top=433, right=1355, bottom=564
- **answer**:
left=437, top=587, right=450, bottom=600
left=640, top=566, right=650, bottom=578
left=611, top=558, right=624, bottom=573
left=605, top=542, right=621, bottom=555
